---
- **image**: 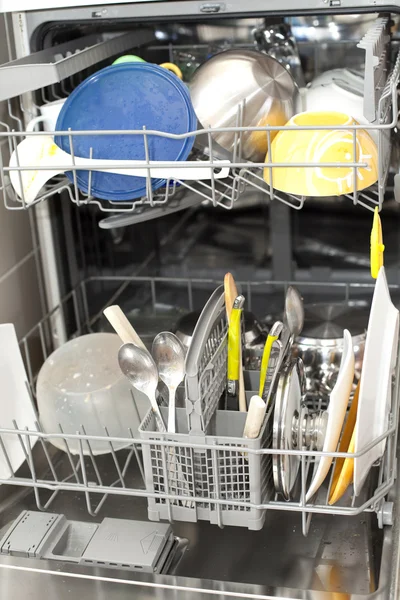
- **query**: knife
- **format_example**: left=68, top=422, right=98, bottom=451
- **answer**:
left=227, top=294, right=245, bottom=409
left=224, top=273, right=247, bottom=412
left=259, top=321, right=284, bottom=397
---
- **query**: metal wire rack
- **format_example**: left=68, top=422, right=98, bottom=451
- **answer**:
left=0, top=19, right=399, bottom=214
left=0, top=275, right=398, bottom=537
left=1, top=102, right=398, bottom=214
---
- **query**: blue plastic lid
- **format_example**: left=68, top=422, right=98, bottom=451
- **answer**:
left=55, top=63, right=197, bottom=201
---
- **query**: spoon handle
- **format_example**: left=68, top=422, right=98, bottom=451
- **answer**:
left=168, top=387, right=177, bottom=433
left=104, top=305, right=147, bottom=350
left=149, top=391, right=166, bottom=432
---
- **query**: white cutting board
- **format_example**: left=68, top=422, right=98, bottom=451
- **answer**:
left=0, top=324, right=38, bottom=479
left=354, top=267, right=399, bottom=496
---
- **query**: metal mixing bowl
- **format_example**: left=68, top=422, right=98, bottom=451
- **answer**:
left=190, top=49, right=298, bottom=161
left=292, top=302, right=368, bottom=397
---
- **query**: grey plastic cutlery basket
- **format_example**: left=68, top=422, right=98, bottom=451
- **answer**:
left=140, top=399, right=273, bottom=529
left=139, top=285, right=273, bottom=529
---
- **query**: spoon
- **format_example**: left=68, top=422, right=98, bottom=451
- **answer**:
left=152, top=332, right=186, bottom=433
left=118, top=342, right=165, bottom=431
left=119, top=341, right=192, bottom=508
left=285, top=285, right=305, bottom=341
left=278, top=285, right=305, bottom=368
left=261, top=286, right=304, bottom=407
left=9, top=136, right=231, bottom=204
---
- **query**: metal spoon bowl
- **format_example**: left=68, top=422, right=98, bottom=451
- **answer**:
left=118, top=342, right=165, bottom=430
left=285, top=286, right=305, bottom=338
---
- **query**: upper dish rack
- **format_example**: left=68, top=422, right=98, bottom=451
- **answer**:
left=0, top=17, right=399, bottom=214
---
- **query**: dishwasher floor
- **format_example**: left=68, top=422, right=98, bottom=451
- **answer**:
left=0, top=449, right=386, bottom=598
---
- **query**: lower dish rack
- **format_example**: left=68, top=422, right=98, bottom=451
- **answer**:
left=0, top=275, right=398, bottom=538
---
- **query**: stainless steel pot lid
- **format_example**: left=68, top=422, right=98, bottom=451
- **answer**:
left=273, top=360, right=304, bottom=500
left=297, top=302, right=369, bottom=341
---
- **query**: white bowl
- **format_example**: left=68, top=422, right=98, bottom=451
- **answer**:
left=37, top=333, right=146, bottom=455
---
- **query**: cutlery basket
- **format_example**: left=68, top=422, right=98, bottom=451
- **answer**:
left=139, top=283, right=274, bottom=529
left=139, top=397, right=273, bottom=530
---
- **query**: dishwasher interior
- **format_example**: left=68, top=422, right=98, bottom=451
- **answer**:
left=1, top=5, right=400, bottom=599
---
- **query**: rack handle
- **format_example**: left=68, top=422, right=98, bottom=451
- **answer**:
left=103, top=305, right=147, bottom=350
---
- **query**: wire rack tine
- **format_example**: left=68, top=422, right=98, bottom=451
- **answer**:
left=23, top=424, right=46, bottom=511
left=11, top=131, right=27, bottom=208
left=0, top=431, right=15, bottom=477
left=143, top=125, right=154, bottom=207
left=51, top=83, right=62, bottom=101
left=104, top=426, right=125, bottom=487
left=58, top=424, right=81, bottom=483
left=232, top=103, right=240, bottom=165
left=34, top=420, right=59, bottom=484
left=128, top=427, right=145, bottom=484
left=300, top=447, right=308, bottom=537
left=353, top=128, right=358, bottom=205
left=80, top=424, right=104, bottom=487
left=77, top=431, right=96, bottom=517
left=267, top=129, right=274, bottom=201
left=88, top=146, right=94, bottom=199
left=68, top=129, right=80, bottom=204
left=120, top=443, right=136, bottom=479
left=207, top=128, right=217, bottom=208
left=7, top=99, right=23, bottom=131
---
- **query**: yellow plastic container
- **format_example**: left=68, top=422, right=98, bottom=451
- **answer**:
left=263, top=111, right=378, bottom=197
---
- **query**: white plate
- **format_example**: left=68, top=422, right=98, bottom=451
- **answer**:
left=306, top=329, right=354, bottom=502
left=309, top=68, right=364, bottom=92
left=0, top=324, right=38, bottom=479
left=354, top=267, right=399, bottom=496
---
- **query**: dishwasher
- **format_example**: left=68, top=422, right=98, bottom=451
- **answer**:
left=0, top=1, right=400, bottom=598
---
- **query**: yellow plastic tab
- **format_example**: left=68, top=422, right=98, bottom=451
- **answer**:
left=259, top=334, right=279, bottom=397
left=370, top=207, right=385, bottom=279
left=227, top=307, right=242, bottom=381
left=159, top=62, right=183, bottom=80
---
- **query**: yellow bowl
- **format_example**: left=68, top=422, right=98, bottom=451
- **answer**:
left=263, top=111, right=378, bottom=197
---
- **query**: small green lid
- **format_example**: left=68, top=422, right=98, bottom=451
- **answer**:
left=112, top=55, right=146, bottom=65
